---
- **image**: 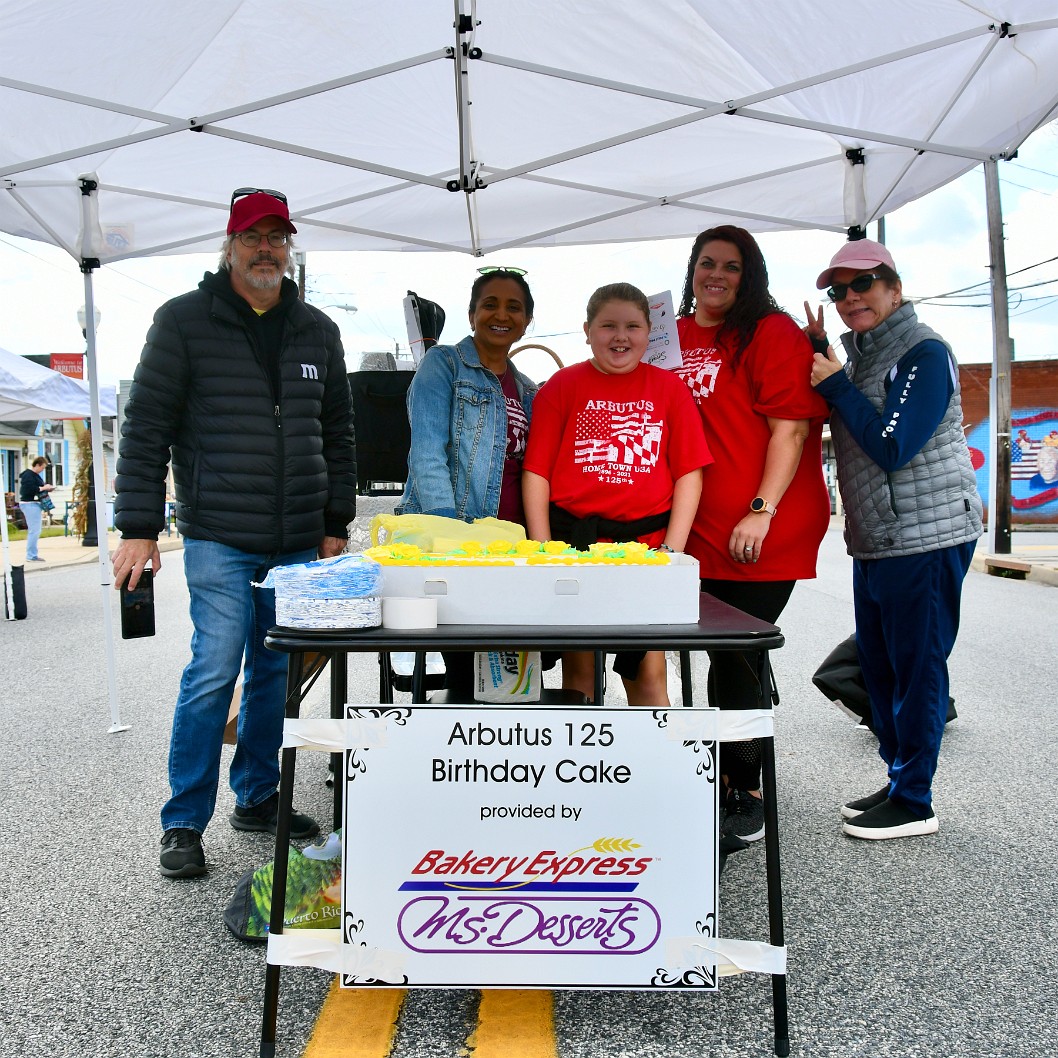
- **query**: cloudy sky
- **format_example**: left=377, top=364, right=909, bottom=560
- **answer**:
left=2, top=123, right=1056, bottom=388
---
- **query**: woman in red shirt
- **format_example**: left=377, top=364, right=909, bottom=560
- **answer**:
left=673, top=225, right=830, bottom=842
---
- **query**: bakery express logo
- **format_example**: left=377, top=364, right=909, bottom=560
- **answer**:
left=395, top=841, right=661, bottom=955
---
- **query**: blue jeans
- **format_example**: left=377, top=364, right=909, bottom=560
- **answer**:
left=21, top=501, right=42, bottom=560
left=161, top=539, right=317, bottom=834
left=854, top=541, right=975, bottom=815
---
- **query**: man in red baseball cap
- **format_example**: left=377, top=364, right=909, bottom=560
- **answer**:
left=114, top=187, right=356, bottom=879
left=221, top=188, right=299, bottom=311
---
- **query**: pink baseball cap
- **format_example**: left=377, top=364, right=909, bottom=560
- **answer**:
left=816, top=238, right=896, bottom=289
left=227, top=190, right=297, bottom=235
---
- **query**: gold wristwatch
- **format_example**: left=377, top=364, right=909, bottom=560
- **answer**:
left=750, top=497, right=777, bottom=516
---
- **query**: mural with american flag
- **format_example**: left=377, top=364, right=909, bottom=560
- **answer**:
left=967, top=409, right=1058, bottom=517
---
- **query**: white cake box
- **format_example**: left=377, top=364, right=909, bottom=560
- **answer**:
left=378, top=554, right=700, bottom=625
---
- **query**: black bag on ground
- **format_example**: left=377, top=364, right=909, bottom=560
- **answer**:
left=224, top=832, right=342, bottom=943
left=812, top=634, right=869, bottom=722
left=813, top=633, right=956, bottom=730
left=3, top=565, right=28, bottom=620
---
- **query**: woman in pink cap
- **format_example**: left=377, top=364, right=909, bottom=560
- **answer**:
left=808, top=239, right=983, bottom=842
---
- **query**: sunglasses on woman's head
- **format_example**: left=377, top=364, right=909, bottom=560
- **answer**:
left=827, top=273, right=881, bottom=302
left=477, top=266, right=528, bottom=277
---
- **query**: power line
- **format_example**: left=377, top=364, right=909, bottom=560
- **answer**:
left=915, top=254, right=1058, bottom=303
left=1007, top=160, right=1058, bottom=181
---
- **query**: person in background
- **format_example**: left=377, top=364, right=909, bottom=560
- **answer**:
left=523, top=282, right=710, bottom=706
left=809, top=238, right=982, bottom=840
left=398, top=267, right=537, bottom=694
left=18, top=456, right=54, bottom=562
left=113, top=188, right=357, bottom=879
left=673, top=225, right=830, bottom=843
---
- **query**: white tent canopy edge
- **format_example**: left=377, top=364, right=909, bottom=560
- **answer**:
left=2, top=3, right=1058, bottom=260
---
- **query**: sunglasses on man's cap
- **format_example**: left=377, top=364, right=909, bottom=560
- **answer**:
left=230, top=187, right=287, bottom=207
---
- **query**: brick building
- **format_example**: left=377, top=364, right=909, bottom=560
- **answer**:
left=960, top=359, right=1058, bottom=526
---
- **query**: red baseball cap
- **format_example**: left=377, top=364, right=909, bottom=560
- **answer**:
left=227, top=191, right=297, bottom=236
left=816, top=238, right=897, bottom=289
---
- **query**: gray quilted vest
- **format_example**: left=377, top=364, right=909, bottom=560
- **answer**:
left=831, top=303, right=983, bottom=559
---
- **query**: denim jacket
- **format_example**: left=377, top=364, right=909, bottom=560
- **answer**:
left=398, top=335, right=537, bottom=520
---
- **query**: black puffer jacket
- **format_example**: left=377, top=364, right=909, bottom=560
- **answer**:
left=115, top=271, right=356, bottom=553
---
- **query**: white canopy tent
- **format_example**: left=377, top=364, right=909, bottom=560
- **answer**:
left=2, top=0, right=1056, bottom=729
left=0, top=348, right=123, bottom=726
left=0, top=346, right=116, bottom=421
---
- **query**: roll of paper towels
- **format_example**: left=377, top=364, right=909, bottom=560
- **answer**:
left=381, top=597, right=437, bottom=629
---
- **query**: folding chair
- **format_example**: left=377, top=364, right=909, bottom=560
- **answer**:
left=347, top=370, right=413, bottom=496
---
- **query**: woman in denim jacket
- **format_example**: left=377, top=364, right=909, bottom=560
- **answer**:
left=398, top=268, right=538, bottom=694
left=399, top=269, right=537, bottom=523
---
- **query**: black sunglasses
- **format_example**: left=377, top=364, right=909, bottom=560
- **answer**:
left=477, top=266, right=528, bottom=277
left=230, top=187, right=288, bottom=207
left=827, top=273, right=881, bottom=302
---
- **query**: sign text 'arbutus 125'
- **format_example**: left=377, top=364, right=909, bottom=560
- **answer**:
left=341, top=705, right=720, bottom=990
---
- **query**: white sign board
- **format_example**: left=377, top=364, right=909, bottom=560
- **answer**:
left=341, top=705, right=718, bottom=989
left=644, top=290, right=682, bottom=370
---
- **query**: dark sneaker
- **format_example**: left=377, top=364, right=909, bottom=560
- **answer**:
left=718, top=832, right=750, bottom=878
left=841, top=785, right=890, bottom=820
left=230, top=792, right=319, bottom=840
left=722, top=788, right=765, bottom=843
left=160, top=828, right=206, bottom=878
left=842, top=798, right=938, bottom=840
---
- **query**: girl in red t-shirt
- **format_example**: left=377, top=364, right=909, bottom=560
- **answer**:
left=523, top=282, right=711, bottom=706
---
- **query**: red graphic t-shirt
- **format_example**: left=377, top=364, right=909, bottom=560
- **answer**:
left=673, top=313, right=830, bottom=580
left=523, top=360, right=712, bottom=546
left=497, top=368, right=528, bottom=524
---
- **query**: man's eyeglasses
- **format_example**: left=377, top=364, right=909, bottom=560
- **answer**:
left=230, top=187, right=287, bottom=207
left=235, top=230, right=290, bottom=248
left=477, top=266, right=528, bottom=277
left=827, top=273, right=881, bottom=302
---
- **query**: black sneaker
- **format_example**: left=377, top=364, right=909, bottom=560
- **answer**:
left=721, top=788, right=765, bottom=843
left=842, top=798, right=938, bottom=840
left=230, top=792, right=319, bottom=839
left=160, top=828, right=206, bottom=878
left=841, top=785, right=890, bottom=820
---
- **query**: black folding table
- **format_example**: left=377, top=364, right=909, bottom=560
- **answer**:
left=260, top=592, right=789, bottom=1057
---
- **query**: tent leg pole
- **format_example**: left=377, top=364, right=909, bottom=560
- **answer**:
left=81, top=260, right=128, bottom=733
left=984, top=158, right=1012, bottom=556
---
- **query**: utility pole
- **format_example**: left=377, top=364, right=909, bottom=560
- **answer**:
left=984, top=159, right=1012, bottom=555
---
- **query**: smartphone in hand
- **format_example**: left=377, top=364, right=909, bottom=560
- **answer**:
left=120, top=567, right=156, bottom=639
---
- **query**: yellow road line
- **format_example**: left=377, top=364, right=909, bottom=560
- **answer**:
left=302, top=981, right=407, bottom=1058
left=466, top=990, right=558, bottom=1058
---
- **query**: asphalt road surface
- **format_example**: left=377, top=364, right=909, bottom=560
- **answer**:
left=1, top=526, right=1054, bottom=1058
